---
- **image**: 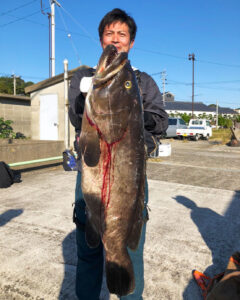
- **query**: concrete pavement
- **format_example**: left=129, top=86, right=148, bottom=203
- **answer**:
left=0, top=173, right=239, bottom=299
left=0, top=140, right=240, bottom=299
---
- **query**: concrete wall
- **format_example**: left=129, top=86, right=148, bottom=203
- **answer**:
left=0, top=97, right=31, bottom=137
left=0, top=139, right=64, bottom=167
left=31, top=82, right=75, bottom=146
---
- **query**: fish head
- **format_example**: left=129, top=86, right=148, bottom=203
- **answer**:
left=88, top=45, right=141, bottom=143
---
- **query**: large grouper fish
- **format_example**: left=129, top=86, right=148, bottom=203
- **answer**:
left=79, top=44, right=146, bottom=296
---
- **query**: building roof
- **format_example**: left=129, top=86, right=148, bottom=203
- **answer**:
left=165, top=101, right=209, bottom=111
left=217, top=106, right=238, bottom=114
left=0, top=93, right=30, bottom=101
left=164, top=101, right=237, bottom=114
left=24, top=73, right=238, bottom=116
left=25, top=65, right=89, bottom=94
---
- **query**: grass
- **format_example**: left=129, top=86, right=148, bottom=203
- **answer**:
left=209, top=128, right=232, bottom=144
left=148, top=157, right=163, bottom=162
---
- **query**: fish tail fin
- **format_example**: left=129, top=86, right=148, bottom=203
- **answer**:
left=105, top=250, right=134, bottom=296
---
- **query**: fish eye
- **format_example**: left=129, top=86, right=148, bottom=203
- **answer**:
left=124, top=81, right=132, bottom=89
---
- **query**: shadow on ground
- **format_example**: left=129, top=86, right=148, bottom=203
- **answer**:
left=174, top=190, right=240, bottom=299
left=59, top=229, right=78, bottom=300
left=0, top=209, right=23, bottom=227
left=59, top=229, right=110, bottom=300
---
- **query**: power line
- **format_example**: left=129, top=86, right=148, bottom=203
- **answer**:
left=3, top=14, right=48, bottom=27
left=137, top=47, right=240, bottom=68
left=1, top=5, right=240, bottom=70
left=196, top=80, right=240, bottom=85
left=59, top=4, right=99, bottom=45
left=135, top=47, right=187, bottom=60
left=195, top=86, right=240, bottom=92
left=166, top=80, right=191, bottom=86
left=2, top=11, right=90, bottom=39
left=167, top=81, right=240, bottom=91
left=0, top=72, right=45, bottom=80
left=197, top=59, right=240, bottom=69
left=152, top=75, right=240, bottom=87
left=167, top=82, right=240, bottom=92
left=2, top=6, right=239, bottom=70
left=0, top=0, right=38, bottom=16
left=56, top=5, right=82, bottom=65
left=0, top=8, right=49, bottom=27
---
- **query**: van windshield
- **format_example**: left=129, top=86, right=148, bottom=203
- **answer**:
left=168, top=119, right=177, bottom=125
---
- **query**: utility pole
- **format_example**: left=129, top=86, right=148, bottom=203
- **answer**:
left=50, top=0, right=55, bottom=77
left=50, top=0, right=61, bottom=77
left=216, top=100, right=218, bottom=129
left=11, top=74, right=19, bottom=95
left=188, top=53, right=195, bottom=118
left=63, top=59, right=69, bottom=148
left=41, top=0, right=61, bottom=77
left=161, top=70, right=166, bottom=106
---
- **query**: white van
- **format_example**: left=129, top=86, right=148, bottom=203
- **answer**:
left=176, top=119, right=212, bottom=141
left=166, top=117, right=187, bottom=138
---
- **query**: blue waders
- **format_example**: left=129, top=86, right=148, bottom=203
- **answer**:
left=74, top=171, right=148, bottom=300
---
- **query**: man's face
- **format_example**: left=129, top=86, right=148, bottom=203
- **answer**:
left=101, top=21, right=134, bottom=53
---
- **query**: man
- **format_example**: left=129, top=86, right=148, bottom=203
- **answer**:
left=69, top=8, right=168, bottom=300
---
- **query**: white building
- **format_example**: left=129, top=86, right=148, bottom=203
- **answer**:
left=164, top=101, right=237, bottom=118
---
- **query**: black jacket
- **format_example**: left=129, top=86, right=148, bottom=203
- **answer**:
left=69, top=67, right=168, bottom=156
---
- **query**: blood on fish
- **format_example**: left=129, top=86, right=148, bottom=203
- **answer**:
left=85, top=112, right=126, bottom=210
left=101, top=141, right=113, bottom=208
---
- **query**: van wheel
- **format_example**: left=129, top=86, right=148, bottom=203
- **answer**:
left=205, top=134, right=209, bottom=140
left=194, top=134, right=199, bottom=141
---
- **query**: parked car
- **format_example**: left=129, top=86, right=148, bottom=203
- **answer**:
left=176, top=119, right=212, bottom=141
left=165, top=117, right=187, bottom=138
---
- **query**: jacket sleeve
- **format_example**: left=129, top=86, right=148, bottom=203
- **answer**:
left=68, top=67, right=94, bottom=131
left=139, top=72, right=168, bottom=135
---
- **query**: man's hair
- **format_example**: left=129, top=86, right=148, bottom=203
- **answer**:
left=98, top=8, right=137, bottom=42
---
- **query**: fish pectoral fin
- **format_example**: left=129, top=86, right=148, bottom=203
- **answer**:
left=127, top=217, right=143, bottom=250
left=127, top=173, right=146, bottom=250
left=85, top=216, right=100, bottom=248
left=79, top=127, right=100, bottom=167
left=127, top=196, right=145, bottom=250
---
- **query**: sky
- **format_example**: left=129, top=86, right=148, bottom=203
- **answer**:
left=1, top=0, right=240, bottom=109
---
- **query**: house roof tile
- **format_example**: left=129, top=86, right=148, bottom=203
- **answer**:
left=164, top=101, right=236, bottom=114
left=25, top=65, right=89, bottom=94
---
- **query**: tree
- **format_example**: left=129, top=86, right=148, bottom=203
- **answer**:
left=0, top=76, right=34, bottom=95
left=235, top=115, right=240, bottom=122
left=218, top=116, right=233, bottom=128
left=225, top=119, right=233, bottom=128
left=0, top=117, right=26, bottom=139
left=208, top=104, right=216, bottom=108
left=180, top=113, right=191, bottom=124
left=0, top=118, right=14, bottom=138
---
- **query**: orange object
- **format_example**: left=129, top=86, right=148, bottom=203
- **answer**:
left=192, top=270, right=224, bottom=299
left=192, top=270, right=210, bottom=299
left=230, top=256, right=240, bottom=266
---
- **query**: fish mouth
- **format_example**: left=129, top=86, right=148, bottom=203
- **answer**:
left=93, top=45, right=128, bottom=86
